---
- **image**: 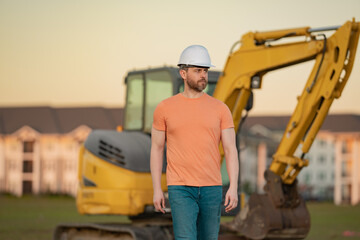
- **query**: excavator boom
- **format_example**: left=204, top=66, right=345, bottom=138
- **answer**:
left=217, top=19, right=360, bottom=239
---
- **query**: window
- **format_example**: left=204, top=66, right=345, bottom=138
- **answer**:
left=318, top=172, right=326, bottom=181
left=23, top=160, right=33, bottom=173
left=22, top=181, right=32, bottom=194
left=23, top=141, right=34, bottom=153
left=341, top=161, right=348, bottom=177
left=318, top=140, right=327, bottom=147
left=124, top=74, right=144, bottom=130
left=144, top=71, right=173, bottom=133
left=342, top=142, right=348, bottom=153
left=304, top=173, right=311, bottom=184
left=204, top=82, right=217, bottom=96
left=318, top=155, right=326, bottom=164
left=267, top=147, right=276, bottom=159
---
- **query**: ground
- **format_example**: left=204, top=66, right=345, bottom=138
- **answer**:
left=1, top=194, right=359, bottom=240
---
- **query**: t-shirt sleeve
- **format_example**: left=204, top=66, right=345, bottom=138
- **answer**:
left=152, top=101, right=166, bottom=131
left=221, top=104, right=234, bottom=130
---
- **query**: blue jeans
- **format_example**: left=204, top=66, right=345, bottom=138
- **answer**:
left=168, top=185, right=222, bottom=240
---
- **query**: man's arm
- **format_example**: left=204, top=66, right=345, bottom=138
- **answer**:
left=150, top=127, right=166, bottom=213
left=221, top=127, right=239, bottom=212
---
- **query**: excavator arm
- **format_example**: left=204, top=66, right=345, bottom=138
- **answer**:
left=216, top=19, right=360, bottom=239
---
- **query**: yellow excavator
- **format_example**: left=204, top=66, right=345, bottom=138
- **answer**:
left=54, top=19, right=359, bottom=240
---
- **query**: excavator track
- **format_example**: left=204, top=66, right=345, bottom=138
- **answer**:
left=53, top=223, right=173, bottom=240
left=54, top=223, right=247, bottom=240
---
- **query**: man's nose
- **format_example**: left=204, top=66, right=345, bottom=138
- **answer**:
left=200, top=70, right=207, bottom=78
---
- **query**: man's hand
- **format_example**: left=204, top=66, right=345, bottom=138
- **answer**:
left=153, top=189, right=166, bottom=213
left=224, top=187, right=238, bottom=213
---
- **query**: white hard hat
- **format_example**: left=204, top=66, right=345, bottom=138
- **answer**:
left=177, top=45, right=215, bottom=68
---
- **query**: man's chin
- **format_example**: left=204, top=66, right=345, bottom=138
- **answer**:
left=199, top=84, right=207, bottom=91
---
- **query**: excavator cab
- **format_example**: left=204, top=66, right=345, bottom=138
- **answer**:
left=123, top=67, right=219, bottom=133
left=76, top=67, right=221, bottom=217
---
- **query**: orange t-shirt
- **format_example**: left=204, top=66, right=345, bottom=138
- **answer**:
left=152, top=93, right=234, bottom=186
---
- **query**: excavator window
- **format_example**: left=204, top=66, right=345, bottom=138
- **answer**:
left=124, top=70, right=174, bottom=132
left=144, top=71, right=173, bottom=133
left=124, top=73, right=144, bottom=130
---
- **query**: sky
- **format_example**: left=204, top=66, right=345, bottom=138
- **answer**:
left=0, top=0, right=360, bottom=115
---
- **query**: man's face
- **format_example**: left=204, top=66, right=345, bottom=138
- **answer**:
left=181, top=67, right=209, bottom=92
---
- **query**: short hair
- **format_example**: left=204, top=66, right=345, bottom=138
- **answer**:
left=178, top=64, right=188, bottom=71
left=179, top=64, right=189, bottom=72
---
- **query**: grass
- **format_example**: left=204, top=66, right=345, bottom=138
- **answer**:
left=0, top=195, right=360, bottom=240
left=0, top=194, right=129, bottom=240
left=307, top=202, right=360, bottom=239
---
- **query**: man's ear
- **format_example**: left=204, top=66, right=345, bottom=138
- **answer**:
left=179, top=69, right=187, bottom=80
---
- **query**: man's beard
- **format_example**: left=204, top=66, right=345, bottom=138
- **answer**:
left=185, top=78, right=207, bottom=92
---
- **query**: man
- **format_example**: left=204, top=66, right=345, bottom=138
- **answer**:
left=150, top=45, right=239, bottom=240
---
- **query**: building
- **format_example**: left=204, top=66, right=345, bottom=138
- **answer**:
left=0, top=107, right=123, bottom=196
left=240, top=114, right=360, bottom=205
left=0, top=107, right=359, bottom=205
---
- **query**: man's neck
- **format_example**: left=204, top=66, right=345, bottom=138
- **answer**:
left=181, top=89, right=204, bottom=99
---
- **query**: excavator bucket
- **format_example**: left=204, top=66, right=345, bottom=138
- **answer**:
left=238, top=194, right=309, bottom=239
left=222, top=170, right=310, bottom=239
left=222, top=194, right=310, bottom=239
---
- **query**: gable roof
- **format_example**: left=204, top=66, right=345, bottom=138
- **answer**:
left=54, top=108, right=121, bottom=133
left=0, top=107, right=123, bottom=134
left=321, top=114, right=360, bottom=132
left=0, top=107, right=59, bottom=134
left=242, top=114, right=360, bottom=133
left=0, top=106, right=358, bottom=135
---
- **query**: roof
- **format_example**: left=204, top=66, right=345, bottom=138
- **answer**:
left=0, top=106, right=358, bottom=134
left=321, top=114, right=360, bottom=132
left=0, top=107, right=59, bottom=134
left=242, top=114, right=360, bottom=133
left=242, top=116, right=291, bottom=132
left=54, top=108, right=122, bottom=133
left=0, top=107, right=123, bottom=134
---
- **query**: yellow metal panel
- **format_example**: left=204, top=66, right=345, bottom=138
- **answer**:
left=77, top=148, right=167, bottom=215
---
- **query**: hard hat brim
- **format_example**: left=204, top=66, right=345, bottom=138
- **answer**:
left=177, top=64, right=215, bottom=68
